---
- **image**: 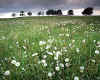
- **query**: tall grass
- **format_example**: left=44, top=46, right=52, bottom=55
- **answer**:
left=0, top=16, right=100, bottom=80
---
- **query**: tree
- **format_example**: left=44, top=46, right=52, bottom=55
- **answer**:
left=46, top=9, right=55, bottom=15
left=46, top=9, right=62, bottom=16
left=20, top=11, right=25, bottom=16
left=82, top=7, right=93, bottom=16
left=56, top=9, right=62, bottom=15
left=12, top=13, right=16, bottom=17
left=27, top=11, right=32, bottom=16
left=68, top=10, right=74, bottom=15
left=38, top=11, right=42, bottom=16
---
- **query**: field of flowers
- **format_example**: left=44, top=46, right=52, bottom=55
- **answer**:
left=0, top=16, right=100, bottom=80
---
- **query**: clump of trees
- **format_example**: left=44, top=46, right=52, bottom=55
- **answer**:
left=12, top=13, right=16, bottom=17
left=11, top=7, right=94, bottom=18
left=82, top=7, right=93, bottom=16
left=37, top=11, right=44, bottom=16
left=37, top=11, right=42, bottom=16
left=46, top=9, right=62, bottom=16
left=20, top=11, right=33, bottom=16
left=68, top=10, right=74, bottom=15
left=57, top=9, right=62, bottom=15
left=27, top=11, right=32, bottom=16
left=20, top=11, right=25, bottom=16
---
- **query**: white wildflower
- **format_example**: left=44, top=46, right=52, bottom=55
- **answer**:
left=22, top=68, right=25, bottom=71
left=64, top=49, right=67, bottom=52
left=5, top=58, right=8, bottom=61
left=72, top=40, right=75, bottom=43
left=47, top=52, right=53, bottom=55
left=24, top=40, right=27, bottom=43
left=41, top=60, right=46, bottom=64
left=66, top=34, right=70, bottom=37
left=56, top=51, right=62, bottom=56
left=43, top=63, right=47, bottom=67
left=93, top=40, right=96, bottom=43
left=15, top=62, right=20, bottom=67
left=24, top=51, right=27, bottom=54
left=97, top=41, right=100, bottom=47
left=80, top=66, right=84, bottom=73
left=11, top=60, right=16, bottom=64
left=48, top=72, right=52, bottom=77
left=4, top=70, right=10, bottom=76
left=2, top=36, right=6, bottom=40
left=74, top=76, right=79, bottom=80
left=54, top=47, right=57, bottom=50
left=91, top=59, right=96, bottom=63
left=69, top=43, right=72, bottom=47
left=16, top=41, right=19, bottom=45
left=65, top=58, right=69, bottom=62
left=95, top=50, right=99, bottom=54
left=53, top=51, right=56, bottom=53
left=46, top=45, right=51, bottom=49
left=76, top=48, right=80, bottom=53
left=59, top=34, right=64, bottom=36
left=12, top=57, right=16, bottom=59
left=32, top=53, right=38, bottom=57
left=82, top=39, right=86, bottom=43
left=39, top=41, right=46, bottom=46
left=47, top=39, right=54, bottom=44
left=22, top=46, right=26, bottom=49
left=54, top=56, right=58, bottom=60
left=65, top=63, right=70, bottom=67
left=43, top=55, right=47, bottom=59
left=55, top=66, right=60, bottom=71
left=97, top=41, right=100, bottom=45
left=60, top=63, right=64, bottom=68
left=62, top=47, right=67, bottom=52
left=96, top=45, right=100, bottom=48
left=32, top=42, right=35, bottom=45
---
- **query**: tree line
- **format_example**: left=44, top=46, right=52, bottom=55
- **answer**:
left=12, top=7, right=94, bottom=17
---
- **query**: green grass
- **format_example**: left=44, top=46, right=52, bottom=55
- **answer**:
left=0, top=16, right=100, bottom=80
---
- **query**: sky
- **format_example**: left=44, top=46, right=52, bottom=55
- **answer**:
left=0, top=0, right=100, bottom=18
left=0, top=0, right=100, bottom=10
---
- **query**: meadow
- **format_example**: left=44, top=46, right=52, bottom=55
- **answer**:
left=0, top=16, right=100, bottom=80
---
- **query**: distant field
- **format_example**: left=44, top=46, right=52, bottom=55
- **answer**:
left=0, top=16, right=100, bottom=80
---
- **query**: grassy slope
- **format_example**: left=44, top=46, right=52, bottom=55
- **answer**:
left=0, top=16, right=100, bottom=80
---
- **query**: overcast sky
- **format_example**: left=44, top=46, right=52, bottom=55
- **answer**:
left=0, top=0, right=100, bottom=10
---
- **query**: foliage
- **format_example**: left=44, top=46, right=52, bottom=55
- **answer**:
left=46, top=9, right=62, bottom=15
left=12, top=13, right=16, bottom=17
left=68, top=10, right=74, bottom=15
left=82, top=7, right=94, bottom=16
left=20, top=11, right=25, bottom=16
left=38, top=11, right=42, bottom=16
left=27, top=11, right=32, bottom=16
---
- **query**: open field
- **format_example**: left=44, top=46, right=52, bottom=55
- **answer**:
left=0, top=16, right=100, bottom=80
